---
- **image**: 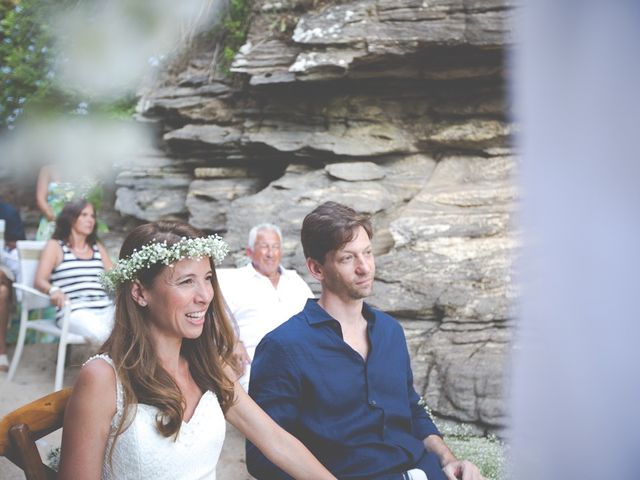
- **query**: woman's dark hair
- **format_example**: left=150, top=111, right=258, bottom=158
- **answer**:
left=301, top=201, right=373, bottom=263
left=52, top=198, right=98, bottom=244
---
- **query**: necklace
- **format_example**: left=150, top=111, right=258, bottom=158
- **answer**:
left=70, top=243, right=90, bottom=254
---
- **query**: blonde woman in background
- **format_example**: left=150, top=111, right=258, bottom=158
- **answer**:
left=35, top=164, right=103, bottom=240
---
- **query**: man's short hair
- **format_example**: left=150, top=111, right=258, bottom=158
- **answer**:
left=248, top=223, right=283, bottom=249
left=301, top=201, right=373, bottom=264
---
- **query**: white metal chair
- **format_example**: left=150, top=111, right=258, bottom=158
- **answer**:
left=6, top=241, right=86, bottom=391
left=0, top=219, right=5, bottom=252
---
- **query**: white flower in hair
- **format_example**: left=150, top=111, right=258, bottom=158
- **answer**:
left=100, top=235, right=229, bottom=292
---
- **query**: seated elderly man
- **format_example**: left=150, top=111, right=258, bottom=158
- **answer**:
left=218, top=223, right=313, bottom=390
left=0, top=200, right=26, bottom=372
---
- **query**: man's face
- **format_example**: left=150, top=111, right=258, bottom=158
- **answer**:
left=248, top=229, right=282, bottom=278
left=320, top=226, right=375, bottom=300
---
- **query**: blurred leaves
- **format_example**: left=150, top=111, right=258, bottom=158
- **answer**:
left=0, top=0, right=60, bottom=129
left=0, top=0, right=138, bottom=131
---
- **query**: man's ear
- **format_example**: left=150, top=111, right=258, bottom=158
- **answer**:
left=130, top=280, right=148, bottom=307
left=306, top=257, right=324, bottom=282
left=245, top=247, right=253, bottom=258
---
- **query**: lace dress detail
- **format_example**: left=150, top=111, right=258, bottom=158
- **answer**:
left=84, top=355, right=225, bottom=480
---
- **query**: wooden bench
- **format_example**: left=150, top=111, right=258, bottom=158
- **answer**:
left=0, top=388, right=72, bottom=479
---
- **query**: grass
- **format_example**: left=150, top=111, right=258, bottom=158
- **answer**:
left=440, top=423, right=508, bottom=480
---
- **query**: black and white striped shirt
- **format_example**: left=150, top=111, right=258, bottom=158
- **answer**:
left=50, top=241, right=112, bottom=320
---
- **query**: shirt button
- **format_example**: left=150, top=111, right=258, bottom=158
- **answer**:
left=369, top=400, right=377, bottom=407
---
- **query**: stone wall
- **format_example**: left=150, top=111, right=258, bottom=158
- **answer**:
left=116, top=0, right=516, bottom=433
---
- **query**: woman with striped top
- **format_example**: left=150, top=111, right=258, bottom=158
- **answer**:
left=35, top=199, right=114, bottom=345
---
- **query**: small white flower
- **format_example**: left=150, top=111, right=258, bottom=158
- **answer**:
left=101, top=235, right=229, bottom=292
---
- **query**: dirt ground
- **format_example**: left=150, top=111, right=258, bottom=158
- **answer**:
left=0, top=343, right=253, bottom=479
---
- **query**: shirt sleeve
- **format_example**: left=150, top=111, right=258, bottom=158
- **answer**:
left=246, top=335, right=301, bottom=480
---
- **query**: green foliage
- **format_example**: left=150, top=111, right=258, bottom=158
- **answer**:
left=448, top=435, right=508, bottom=480
left=6, top=304, right=57, bottom=345
left=0, top=0, right=136, bottom=130
left=93, top=94, right=138, bottom=120
left=0, top=0, right=58, bottom=129
left=439, top=423, right=508, bottom=480
left=84, top=183, right=109, bottom=234
left=420, top=398, right=508, bottom=478
left=219, top=0, right=252, bottom=74
left=46, top=446, right=61, bottom=472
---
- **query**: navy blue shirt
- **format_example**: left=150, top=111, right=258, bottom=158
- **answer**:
left=247, top=299, right=442, bottom=480
left=0, top=201, right=25, bottom=243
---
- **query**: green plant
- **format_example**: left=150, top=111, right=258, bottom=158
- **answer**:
left=421, top=398, right=507, bottom=480
left=448, top=434, right=507, bottom=480
left=0, top=0, right=137, bottom=130
left=46, top=446, right=61, bottom=472
left=94, top=94, right=138, bottom=120
left=219, top=0, right=252, bottom=74
left=0, top=0, right=58, bottom=129
left=438, top=423, right=508, bottom=480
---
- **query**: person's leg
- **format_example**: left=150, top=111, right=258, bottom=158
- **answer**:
left=0, top=271, right=12, bottom=371
left=404, top=469, right=427, bottom=480
left=414, top=450, right=448, bottom=480
left=66, top=305, right=114, bottom=345
left=368, top=453, right=447, bottom=480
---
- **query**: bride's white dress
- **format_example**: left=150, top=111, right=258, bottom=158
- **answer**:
left=85, top=355, right=225, bottom=480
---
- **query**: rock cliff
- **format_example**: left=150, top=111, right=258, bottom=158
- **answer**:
left=118, top=0, right=516, bottom=433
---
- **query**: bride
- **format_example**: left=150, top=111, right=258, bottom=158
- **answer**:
left=58, top=221, right=335, bottom=479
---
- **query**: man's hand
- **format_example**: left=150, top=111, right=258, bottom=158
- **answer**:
left=442, top=459, right=485, bottom=480
left=231, top=340, right=251, bottom=377
left=423, top=435, right=485, bottom=480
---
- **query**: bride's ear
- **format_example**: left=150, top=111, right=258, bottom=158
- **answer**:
left=130, top=280, right=148, bottom=307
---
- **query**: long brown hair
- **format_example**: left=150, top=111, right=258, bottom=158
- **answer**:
left=102, top=221, right=236, bottom=446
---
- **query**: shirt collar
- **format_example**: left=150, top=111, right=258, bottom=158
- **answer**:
left=245, top=262, right=283, bottom=278
left=304, top=298, right=376, bottom=326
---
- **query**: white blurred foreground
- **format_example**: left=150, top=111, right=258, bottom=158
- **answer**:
left=0, top=117, right=151, bottom=180
left=54, top=0, right=223, bottom=98
left=1, top=0, right=223, bottom=180
left=510, top=2, right=640, bottom=479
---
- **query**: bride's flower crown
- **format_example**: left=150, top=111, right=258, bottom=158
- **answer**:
left=100, top=235, right=229, bottom=292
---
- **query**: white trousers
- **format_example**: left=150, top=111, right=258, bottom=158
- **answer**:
left=403, top=469, right=428, bottom=480
left=63, top=305, right=115, bottom=345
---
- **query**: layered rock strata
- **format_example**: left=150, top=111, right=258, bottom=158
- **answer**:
left=117, top=0, right=516, bottom=433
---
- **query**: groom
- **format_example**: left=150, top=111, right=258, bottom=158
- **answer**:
left=247, top=201, right=483, bottom=480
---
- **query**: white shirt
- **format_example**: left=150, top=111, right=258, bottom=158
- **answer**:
left=0, top=246, right=19, bottom=282
left=217, top=263, right=314, bottom=389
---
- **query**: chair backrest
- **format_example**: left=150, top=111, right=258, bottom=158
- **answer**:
left=0, top=388, right=72, bottom=480
left=0, top=219, right=5, bottom=252
left=16, top=240, right=47, bottom=288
